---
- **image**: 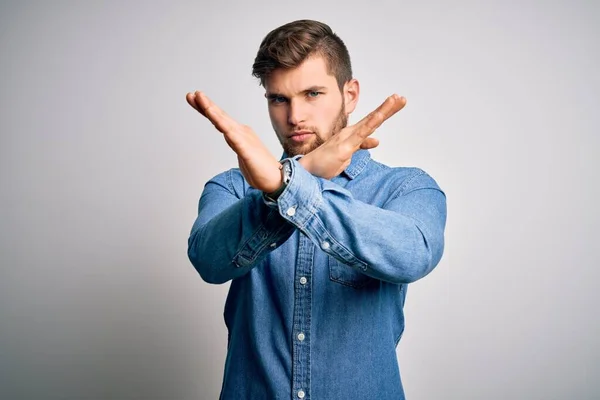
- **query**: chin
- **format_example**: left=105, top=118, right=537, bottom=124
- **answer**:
left=285, top=144, right=316, bottom=157
left=284, top=138, right=323, bottom=157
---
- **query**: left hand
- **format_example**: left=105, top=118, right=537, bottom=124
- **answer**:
left=299, top=94, right=406, bottom=179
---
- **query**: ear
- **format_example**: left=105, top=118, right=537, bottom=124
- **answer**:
left=343, top=78, right=360, bottom=115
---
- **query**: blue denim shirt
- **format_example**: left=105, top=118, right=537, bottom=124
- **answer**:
left=188, top=150, right=446, bottom=399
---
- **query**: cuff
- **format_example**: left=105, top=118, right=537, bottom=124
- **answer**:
left=275, top=157, right=322, bottom=229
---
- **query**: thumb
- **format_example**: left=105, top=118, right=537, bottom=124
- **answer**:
left=360, top=137, right=380, bottom=150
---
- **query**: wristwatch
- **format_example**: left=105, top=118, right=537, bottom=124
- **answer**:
left=265, top=159, right=292, bottom=202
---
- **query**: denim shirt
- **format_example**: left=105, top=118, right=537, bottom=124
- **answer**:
left=188, top=150, right=447, bottom=399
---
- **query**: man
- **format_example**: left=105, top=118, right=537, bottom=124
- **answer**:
left=186, top=19, right=446, bottom=400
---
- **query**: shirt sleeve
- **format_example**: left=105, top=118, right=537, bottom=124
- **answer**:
left=274, top=158, right=447, bottom=284
left=187, top=169, right=296, bottom=284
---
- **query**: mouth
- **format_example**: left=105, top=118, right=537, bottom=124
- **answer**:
left=289, top=131, right=314, bottom=143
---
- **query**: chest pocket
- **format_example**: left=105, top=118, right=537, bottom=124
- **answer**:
left=328, top=256, right=376, bottom=289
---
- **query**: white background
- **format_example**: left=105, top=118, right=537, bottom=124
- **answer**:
left=1, top=1, right=598, bottom=399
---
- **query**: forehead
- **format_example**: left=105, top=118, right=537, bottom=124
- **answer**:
left=265, top=55, right=337, bottom=94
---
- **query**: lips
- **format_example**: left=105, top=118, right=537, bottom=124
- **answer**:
left=290, top=130, right=313, bottom=136
left=289, top=131, right=314, bottom=142
left=291, top=134, right=312, bottom=142
left=289, top=130, right=315, bottom=142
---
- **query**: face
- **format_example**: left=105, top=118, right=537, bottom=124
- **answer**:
left=264, top=55, right=359, bottom=156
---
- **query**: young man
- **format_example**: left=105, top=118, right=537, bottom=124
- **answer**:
left=186, top=19, right=446, bottom=400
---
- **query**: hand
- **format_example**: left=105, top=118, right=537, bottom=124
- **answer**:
left=299, top=94, right=407, bottom=179
left=186, top=91, right=282, bottom=193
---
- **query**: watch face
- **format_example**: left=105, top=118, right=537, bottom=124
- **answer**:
left=283, top=161, right=292, bottom=184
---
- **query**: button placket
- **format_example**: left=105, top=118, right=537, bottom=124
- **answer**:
left=292, top=234, right=312, bottom=400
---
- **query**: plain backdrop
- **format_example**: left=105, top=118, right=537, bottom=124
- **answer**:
left=1, top=1, right=598, bottom=399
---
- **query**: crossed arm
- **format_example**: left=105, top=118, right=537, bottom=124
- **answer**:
left=186, top=91, right=446, bottom=284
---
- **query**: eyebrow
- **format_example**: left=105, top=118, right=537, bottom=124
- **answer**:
left=266, top=86, right=328, bottom=99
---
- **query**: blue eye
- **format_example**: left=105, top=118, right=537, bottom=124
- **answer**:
left=272, top=96, right=287, bottom=104
left=308, top=91, right=320, bottom=98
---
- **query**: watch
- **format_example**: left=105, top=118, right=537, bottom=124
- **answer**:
left=265, top=159, right=292, bottom=202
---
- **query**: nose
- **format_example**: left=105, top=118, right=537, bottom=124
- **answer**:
left=287, top=98, right=306, bottom=126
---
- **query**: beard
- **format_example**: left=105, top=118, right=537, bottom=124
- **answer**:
left=280, top=103, right=348, bottom=157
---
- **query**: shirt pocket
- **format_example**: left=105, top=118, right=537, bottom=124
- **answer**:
left=328, top=256, right=376, bottom=289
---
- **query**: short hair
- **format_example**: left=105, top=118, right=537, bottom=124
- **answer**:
left=252, top=19, right=352, bottom=91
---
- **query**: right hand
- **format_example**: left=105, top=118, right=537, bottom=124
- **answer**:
left=186, top=91, right=283, bottom=193
left=299, top=94, right=406, bottom=179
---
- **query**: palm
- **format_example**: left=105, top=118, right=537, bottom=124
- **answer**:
left=186, top=91, right=282, bottom=193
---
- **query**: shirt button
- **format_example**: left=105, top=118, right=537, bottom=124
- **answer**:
left=321, top=241, right=330, bottom=250
left=286, top=206, right=296, bottom=216
left=298, top=390, right=305, bottom=398
left=270, top=242, right=277, bottom=248
left=299, top=277, right=307, bottom=285
left=297, top=332, right=305, bottom=341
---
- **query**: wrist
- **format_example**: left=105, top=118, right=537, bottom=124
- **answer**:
left=298, top=155, right=312, bottom=173
left=264, top=159, right=292, bottom=201
left=264, top=162, right=284, bottom=193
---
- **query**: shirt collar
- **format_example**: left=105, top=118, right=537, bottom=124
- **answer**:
left=342, top=149, right=371, bottom=179
left=280, top=149, right=371, bottom=180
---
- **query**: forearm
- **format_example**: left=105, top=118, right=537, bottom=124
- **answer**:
left=274, top=160, right=447, bottom=284
left=187, top=170, right=295, bottom=284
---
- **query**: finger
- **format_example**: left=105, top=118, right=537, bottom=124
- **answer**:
left=372, top=94, right=406, bottom=120
left=353, top=94, right=406, bottom=139
left=186, top=91, right=208, bottom=117
left=186, top=92, right=202, bottom=114
left=359, top=137, right=380, bottom=150
left=192, top=91, right=209, bottom=117
left=193, top=92, right=238, bottom=133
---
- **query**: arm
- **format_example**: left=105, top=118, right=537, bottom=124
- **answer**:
left=184, top=91, right=415, bottom=283
left=273, top=159, right=446, bottom=284
left=187, top=169, right=295, bottom=284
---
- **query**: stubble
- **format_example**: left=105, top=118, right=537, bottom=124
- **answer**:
left=282, top=104, right=348, bottom=157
